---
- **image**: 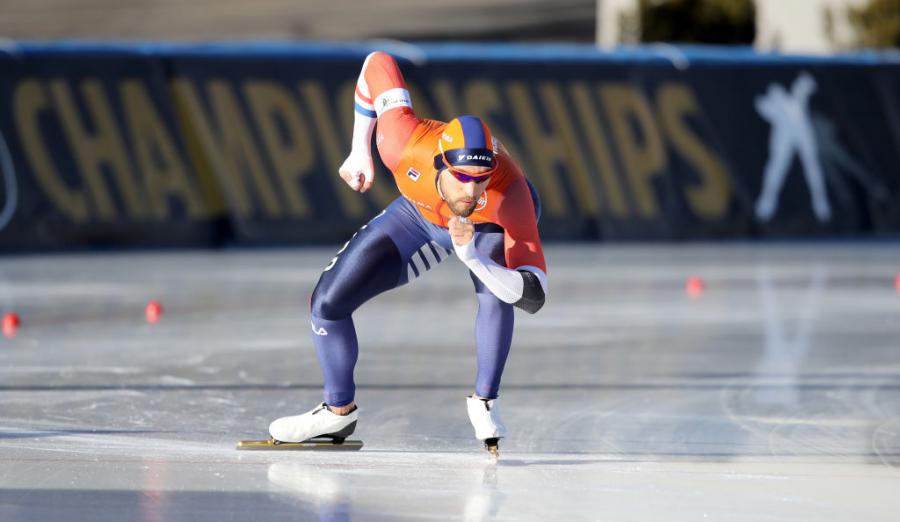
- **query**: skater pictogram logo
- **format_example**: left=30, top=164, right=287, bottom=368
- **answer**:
left=754, top=72, right=883, bottom=224
left=755, top=73, right=829, bottom=222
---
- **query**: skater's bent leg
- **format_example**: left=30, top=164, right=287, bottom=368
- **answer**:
left=469, top=223, right=514, bottom=400
left=308, top=315, right=359, bottom=407
left=473, top=293, right=514, bottom=399
left=310, top=217, right=406, bottom=408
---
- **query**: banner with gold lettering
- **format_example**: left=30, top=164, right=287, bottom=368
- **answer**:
left=0, top=42, right=898, bottom=250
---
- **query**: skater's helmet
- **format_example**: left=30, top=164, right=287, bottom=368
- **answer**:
left=433, top=115, right=497, bottom=177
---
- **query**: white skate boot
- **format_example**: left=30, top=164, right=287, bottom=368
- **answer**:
left=269, top=402, right=358, bottom=443
left=466, top=396, right=507, bottom=456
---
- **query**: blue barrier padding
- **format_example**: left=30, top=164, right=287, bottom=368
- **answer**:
left=3, top=40, right=899, bottom=66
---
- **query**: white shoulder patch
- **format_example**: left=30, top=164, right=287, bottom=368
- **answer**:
left=374, top=88, right=412, bottom=118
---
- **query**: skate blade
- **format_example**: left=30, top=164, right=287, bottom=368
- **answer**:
left=236, top=438, right=363, bottom=451
left=485, top=437, right=500, bottom=458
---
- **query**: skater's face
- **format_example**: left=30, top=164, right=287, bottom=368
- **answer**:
left=438, top=166, right=491, bottom=217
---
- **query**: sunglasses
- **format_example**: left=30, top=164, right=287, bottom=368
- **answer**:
left=435, top=144, right=497, bottom=184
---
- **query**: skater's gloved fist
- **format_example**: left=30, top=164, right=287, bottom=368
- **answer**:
left=338, top=153, right=375, bottom=193
left=448, top=216, right=475, bottom=247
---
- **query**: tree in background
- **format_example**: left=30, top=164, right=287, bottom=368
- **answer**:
left=826, top=0, right=900, bottom=49
left=638, top=0, right=756, bottom=44
left=848, top=0, right=900, bottom=47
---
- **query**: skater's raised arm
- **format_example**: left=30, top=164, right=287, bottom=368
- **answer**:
left=339, top=51, right=418, bottom=193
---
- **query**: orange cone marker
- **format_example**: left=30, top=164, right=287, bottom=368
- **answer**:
left=145, top=301, right=163, bottom=324
left=2, top=312, right=20, bottom=338
left=685, top=276, right=705, bottom=298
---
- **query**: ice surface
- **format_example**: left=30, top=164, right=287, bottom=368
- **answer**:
left=0, top=244, right=898, bottom=521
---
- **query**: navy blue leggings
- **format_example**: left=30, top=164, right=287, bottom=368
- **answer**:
left=309, top=191, right=538, bottom=406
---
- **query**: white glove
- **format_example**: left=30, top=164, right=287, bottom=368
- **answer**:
left=338, top=152, right=375, bottom=193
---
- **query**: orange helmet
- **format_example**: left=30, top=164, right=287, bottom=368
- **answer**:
left=433, top=115, right=496, bottom=172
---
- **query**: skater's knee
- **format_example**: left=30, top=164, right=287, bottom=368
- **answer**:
left=310, top=288, right=351, bottom=321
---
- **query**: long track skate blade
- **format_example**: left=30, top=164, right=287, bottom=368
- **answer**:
left=236, top=438, right=363, bottom=451
left=485, top=438, right=500, bottom=458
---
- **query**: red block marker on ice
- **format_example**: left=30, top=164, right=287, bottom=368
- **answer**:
left=895, top=274, right=900, bottom=293
left=685, top=276, right=705, bottom=298
left=145, top=301, right=163, bottom=324
left=2, top=313, right=20, bottom=338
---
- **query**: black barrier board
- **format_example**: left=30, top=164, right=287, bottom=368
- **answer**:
left=0, top=42, right=898, bottom=250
